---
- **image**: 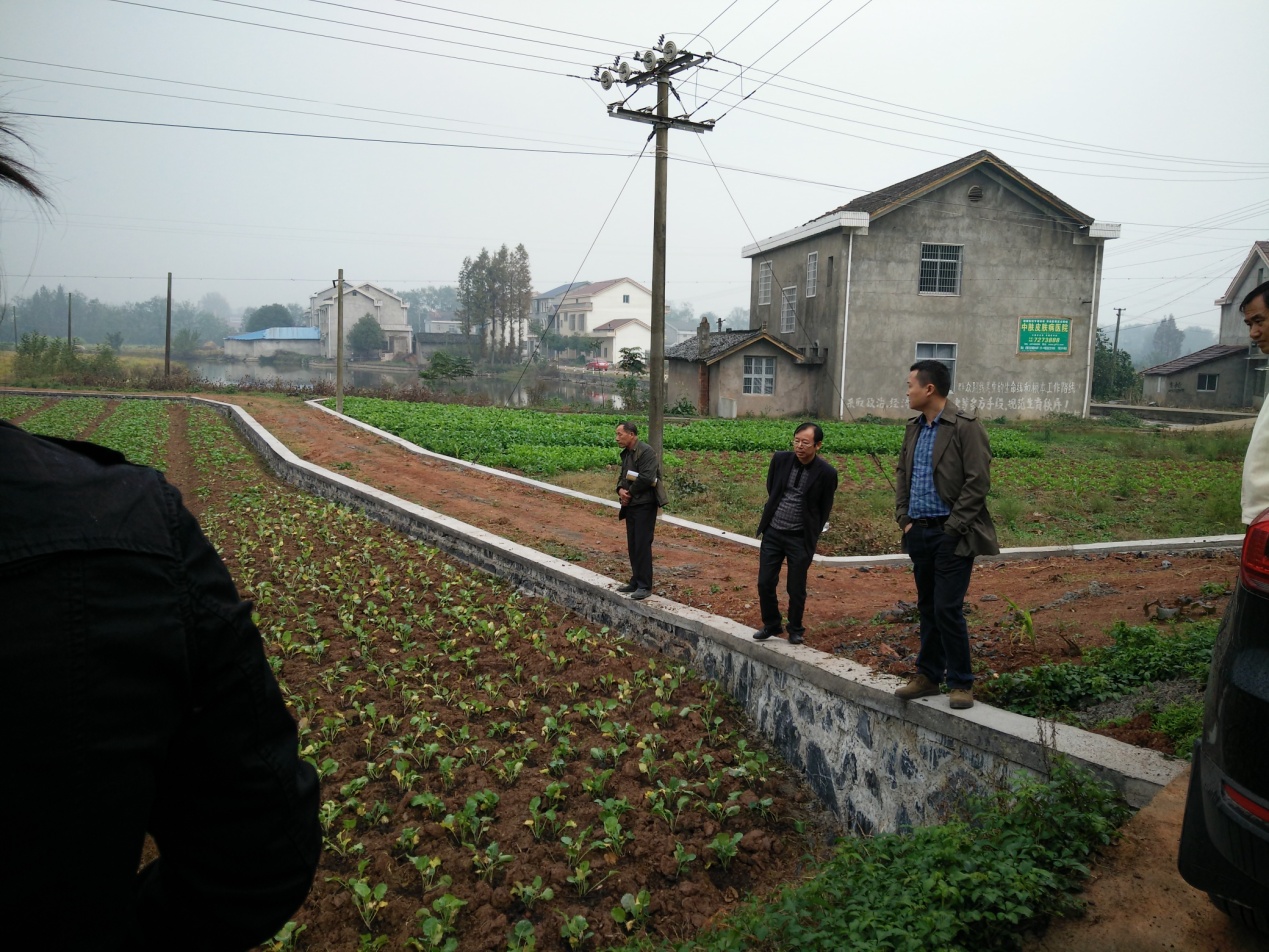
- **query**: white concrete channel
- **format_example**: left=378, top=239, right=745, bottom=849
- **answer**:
left=21, top=390, right=1234, bottom=832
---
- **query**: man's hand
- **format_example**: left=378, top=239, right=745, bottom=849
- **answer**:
left=618, top=488, right=631, bottom=505
left=903, top=522, right=912, bottom=534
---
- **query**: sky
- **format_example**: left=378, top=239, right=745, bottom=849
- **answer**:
left=0, top=0, right=1266, bottom=342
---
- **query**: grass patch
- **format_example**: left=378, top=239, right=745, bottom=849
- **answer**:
left=978, top=620, right=1216, bottom=718
left=623, top=757, right=1130, bottom=952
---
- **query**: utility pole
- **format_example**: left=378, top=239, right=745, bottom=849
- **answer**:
left=11, top=305, right=16, bottom=347
left=66, top=292, right=72, bottom=352
left=599, top=38, right=714, bottom=461
left=336, top=269, right=345, bottom=415
left=1112, top=307, right=1125, bottom=360
left=164, top=272, right=173, bottom=378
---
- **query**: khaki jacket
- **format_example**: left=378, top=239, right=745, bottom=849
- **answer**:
left=895, top=399, right=1000, bottom=557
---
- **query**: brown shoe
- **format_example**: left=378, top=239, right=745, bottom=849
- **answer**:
left=895, top=674, right=940, bottom=701
left=949, top=688, right=974, bottom=710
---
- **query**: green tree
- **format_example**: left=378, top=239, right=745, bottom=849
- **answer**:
left=104, top=331, right=124, bottom=351
left=171, top=327, right=201, bottom=359
left=618, top=346, right=647, bottom=375
left=420, top=351, right=475, bottom=381
left=348, top=314, right=385, bottom=360
left=1145, top=315, right=1184, bottom=367
left=243, top=303, right=295, bottom=333
left=1091, top=329, right=1138, bottom=400
left=456, top=244, right=533, bottom=362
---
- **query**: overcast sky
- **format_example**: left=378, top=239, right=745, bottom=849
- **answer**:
left=1, top=0, right=1266, bottom=340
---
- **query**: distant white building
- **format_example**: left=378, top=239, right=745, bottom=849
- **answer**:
left=308, top=282, right=413, bottom=359
left=593, top=317, right=651, bottom=363
left=547, top=278, right=655, bottom=339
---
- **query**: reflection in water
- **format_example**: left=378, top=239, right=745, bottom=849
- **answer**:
left=186, top=361, right=623, bottom=410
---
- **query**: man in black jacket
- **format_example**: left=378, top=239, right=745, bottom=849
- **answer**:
left=615, top=420, right=667, bottom=600
left=754, top=422, right=838, bottom=645
left=0, top=119, right=319, bottom=950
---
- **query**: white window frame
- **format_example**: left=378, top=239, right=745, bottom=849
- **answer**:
left=919, top=243, right=963, bottom=295
left=915, top=341, right=958, bottom=392
left=758, top=261, right=773, bottom=305
left=780, top=287, right=796, bottom=334
left=743, top=355, right=776, bottom=395
left=806, top=251, right=818, bottom=298
left=578, top=314, right=586, bottom=332
left=1197, top=373, right=1218, bottom=392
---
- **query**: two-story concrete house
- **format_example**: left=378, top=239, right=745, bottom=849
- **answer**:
left=309, top=282, right=413, bottom=360
left=738, top=150, right=1120, bottom=420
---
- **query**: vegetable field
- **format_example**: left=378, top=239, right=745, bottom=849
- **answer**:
left=14, top=397, right=832, bottom=951
left=329, top=398, right=1245, bottom=550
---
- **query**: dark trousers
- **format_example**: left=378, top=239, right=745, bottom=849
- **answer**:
left=906, top=524, right=976, bottom=689
left=757, top=526, right=812, bottom=635
left=622, top=503, right=657, bottom=590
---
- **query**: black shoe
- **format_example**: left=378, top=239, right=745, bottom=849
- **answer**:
left=752, top=627, right=781, bottom=641
left=787, top=632, right=804, bottom=645
left=629, top=588, right=651, bottom=600
left=615, top=582, right=638, bottom=593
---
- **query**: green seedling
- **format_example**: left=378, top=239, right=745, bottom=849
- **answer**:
left=706, top=831, right=744, bottom=871
left=408, top=855, right=452, bottom=895
left=509, top=877, right=555, bottom=912
left=611, top=889, right=651, bottom=935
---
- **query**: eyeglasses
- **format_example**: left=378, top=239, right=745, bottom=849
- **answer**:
left=792, top=439, right=815, bottom=448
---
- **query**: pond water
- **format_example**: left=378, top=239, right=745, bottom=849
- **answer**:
left=186, top=361, right=625, bottom=409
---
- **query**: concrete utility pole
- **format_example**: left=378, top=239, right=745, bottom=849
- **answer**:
left=336, top=269, right=345, bottom=415
left=66, top=292, right=72, bottom=351
left=600, top=39, right=714, bottom=461
left=164, top=272, right=173, bottom=378
left=1112, top=307, right=1125, bottom=361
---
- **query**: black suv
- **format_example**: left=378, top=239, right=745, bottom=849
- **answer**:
left=1179, top=506, right=1269, bottom=931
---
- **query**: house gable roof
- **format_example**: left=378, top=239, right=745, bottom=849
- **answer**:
left=1215, top=241, right=1269, bottom=305
left=818, top=149, right=1094, bottom=227
left=566, top=277, right=651, bottom=300
left=593, top=318, right=650, bottom=333
left=666, top=329, right=805, bottom=365
left=1139, top=343, right=1247, bottom=376
left=534, top=281, right=590, bottom=301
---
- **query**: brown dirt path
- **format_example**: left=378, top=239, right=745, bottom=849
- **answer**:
left=1024, top=769, right=1269, bottom=952
left=213, top=395, right=1263, bottom=947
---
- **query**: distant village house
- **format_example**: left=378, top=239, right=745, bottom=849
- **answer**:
left=308, top=282, right=413, bottom=360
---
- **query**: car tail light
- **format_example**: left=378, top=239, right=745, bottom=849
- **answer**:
left=1224, top=780, right=1269, bottom=824
left=1242, top=508, right=1269, bottom=595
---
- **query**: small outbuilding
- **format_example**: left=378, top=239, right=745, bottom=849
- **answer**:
left=1139, top=344, right=1253, bottom=408
left=223, top=326, right=322, bottom=361
left=666, top=320, right=818, bottom=418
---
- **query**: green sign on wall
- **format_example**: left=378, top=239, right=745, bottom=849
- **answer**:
left=1018, top=317, right=1071, bottom=354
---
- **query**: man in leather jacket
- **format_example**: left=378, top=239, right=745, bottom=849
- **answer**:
left=753, top=422, right=838, bottom=645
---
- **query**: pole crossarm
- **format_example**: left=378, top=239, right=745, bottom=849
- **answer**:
left=607, top=107, right=714, bottom=134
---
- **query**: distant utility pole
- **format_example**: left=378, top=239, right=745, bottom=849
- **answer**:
left=66, top=292, right=72, bottom=351
left=597, top=37, right=714, bottom=461
left=336, top=269, right=345, bottom=416
left=1112, top=307, right=1125, bottom=363
left=165, top=272, right=173, bottom=378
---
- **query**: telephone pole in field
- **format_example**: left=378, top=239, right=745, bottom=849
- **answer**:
left=595, top=38, right=714, bottom=461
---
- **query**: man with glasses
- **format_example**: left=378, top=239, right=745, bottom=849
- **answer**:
left=753, top=422, right=838, bottom=645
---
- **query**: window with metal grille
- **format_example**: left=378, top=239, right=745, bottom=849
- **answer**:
left=758, top=261, right=772, bottom=305
left=743, top=356, right=775, bottom=395
left=915, top=342, right=957, bottom=391
left=919, top=244, right=962, bottom=295
left=780, top=287, right=796, bottom=333
left=1197, top=373, right=1218, bottom=392
left=806, top=252, right=818, bottom=298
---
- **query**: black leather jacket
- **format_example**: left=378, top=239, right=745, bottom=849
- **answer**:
left=0, top=421, right=320, bottom=950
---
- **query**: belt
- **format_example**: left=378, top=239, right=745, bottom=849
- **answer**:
left=910, top=516, right=948, bottom=527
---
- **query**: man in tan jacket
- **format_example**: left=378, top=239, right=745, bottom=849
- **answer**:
left=893, top=359, right=999, bottom=709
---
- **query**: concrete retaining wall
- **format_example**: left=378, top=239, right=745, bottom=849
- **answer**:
left=196, top=396, right=1184, bottom=831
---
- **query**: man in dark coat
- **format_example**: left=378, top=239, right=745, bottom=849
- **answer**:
left=894, top=359, right=999, bottom=709
left=754, top=422, right=838, bottom=645
left=0, top=118, right=320, bottom=950
left=615, top=420, right=666, bottom=600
